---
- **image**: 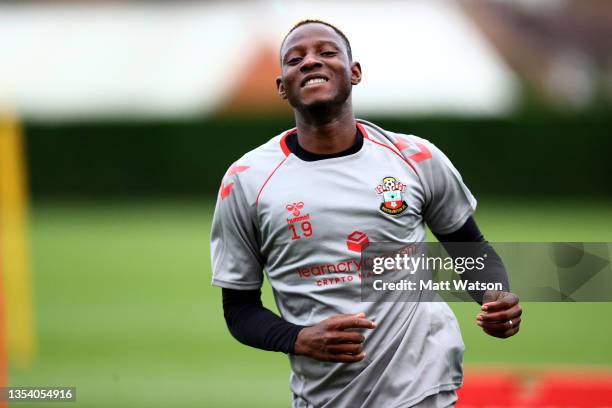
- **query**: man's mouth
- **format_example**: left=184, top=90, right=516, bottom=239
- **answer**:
left=301, top=76, right=329, bottom=87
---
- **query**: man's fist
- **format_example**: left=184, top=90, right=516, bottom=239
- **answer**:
left=477, top=290, right=522, bottom=338
left=294, top=313, right=376, bottom=363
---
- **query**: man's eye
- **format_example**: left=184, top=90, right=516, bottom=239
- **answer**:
left=287, top=57, right=302, bottom=65
left=321, top=51, right=337, bottom=57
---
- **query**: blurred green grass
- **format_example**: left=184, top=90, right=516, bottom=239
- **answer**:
left=8, top=199, right=612, bottom=408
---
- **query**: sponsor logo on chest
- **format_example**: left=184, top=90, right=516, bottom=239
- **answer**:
left=285, top=202, right=310, bottom=224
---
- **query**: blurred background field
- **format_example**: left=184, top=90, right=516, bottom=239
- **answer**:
left=1, top=0, right=612, bottom=407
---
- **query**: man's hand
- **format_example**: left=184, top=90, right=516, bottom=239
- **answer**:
left=294, top=312, right=376, bottom=363
left=477, top=290, right=522, bottom=338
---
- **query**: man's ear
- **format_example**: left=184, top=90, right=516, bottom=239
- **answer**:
left=350, top=61, right=362, bottom=86
left=276, top=76, right=287, bottom=99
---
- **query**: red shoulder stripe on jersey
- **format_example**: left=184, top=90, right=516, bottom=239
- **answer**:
left=358, top=122, right=418, bottom=173
left=279, top=128, right=297, bottom=157
left=394, top=139, right=410, bottom=151
left=366, top=137, right=418, bottom=175
left=256, top=157, right=289, bottom=208
left=356, top=122, right=369, bottom=140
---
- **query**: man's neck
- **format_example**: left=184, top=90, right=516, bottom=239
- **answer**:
left=294, top=103, right=357, bottom=155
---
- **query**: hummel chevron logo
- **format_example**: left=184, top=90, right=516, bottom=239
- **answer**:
left=220, top=164, right=250, bottom=200
left=220, top=182, right=234, bottom=200
left=408, top=142, right=432, bottom=163
left=393, top=141, right=432, bottom=163
left=228, top=165, right=250, bottom=176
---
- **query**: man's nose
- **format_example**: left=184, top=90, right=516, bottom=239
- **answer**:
left=300, top=54, right=322, bottom=71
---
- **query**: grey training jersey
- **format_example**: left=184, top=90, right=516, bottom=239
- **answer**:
left=211, top=119, right=477, bottom=407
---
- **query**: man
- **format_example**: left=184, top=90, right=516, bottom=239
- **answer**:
left=211, top=20, right=522, bottom=407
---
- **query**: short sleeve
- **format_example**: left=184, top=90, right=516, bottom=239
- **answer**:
left=419, top=141, right=477, bottom=235
left=210, top=176, right=264, bottom=290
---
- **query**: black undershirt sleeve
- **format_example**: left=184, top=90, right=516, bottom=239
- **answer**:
left=221, top=288, right=305, bottom=354
left=433, top=216, right=510, bottom=304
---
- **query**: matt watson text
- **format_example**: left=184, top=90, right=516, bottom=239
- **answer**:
left=372, top=279, right=503, bottom=292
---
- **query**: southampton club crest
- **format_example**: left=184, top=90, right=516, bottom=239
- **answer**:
left=375, top=176, right=408, bottom=215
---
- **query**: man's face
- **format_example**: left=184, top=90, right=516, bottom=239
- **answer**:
left=277, top=23, right=361, bottom=111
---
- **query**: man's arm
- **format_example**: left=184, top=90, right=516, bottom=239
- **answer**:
left=222, top=288, right=376, bottom=361
left=434, top=216, right=509, bottom=303
left=222, top=288, right=303, bottom=353
left=434, top=216, right=522, bottom=339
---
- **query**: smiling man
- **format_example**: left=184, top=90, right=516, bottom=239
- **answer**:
left=211, top=20, right=522, bottom=407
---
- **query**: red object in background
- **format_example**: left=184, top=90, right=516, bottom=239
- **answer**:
left=528, top=373, right=612, bottom=407
left=458, top=371, right=612, bottom=408
left=457, top=373, right=522, bottom=407
left=346, top=231, right=369, bottom=253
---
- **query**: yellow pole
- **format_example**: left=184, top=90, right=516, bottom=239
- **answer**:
left=0, top=108, right=35, bottom=371
left=0, top=235, right=6, bottom=408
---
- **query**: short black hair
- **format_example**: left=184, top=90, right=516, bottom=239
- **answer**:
left=280, top=19, right=352, bottom=62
